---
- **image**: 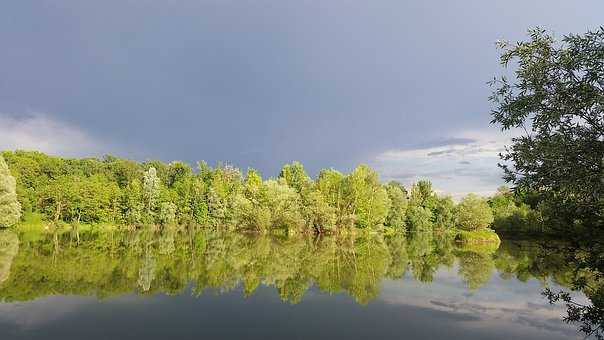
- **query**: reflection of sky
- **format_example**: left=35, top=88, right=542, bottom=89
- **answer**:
left=372, top=130, right=517, bottom=199
left=0, top=264, right=585, bottom=340
left=378, top=263, right=583, bottom=339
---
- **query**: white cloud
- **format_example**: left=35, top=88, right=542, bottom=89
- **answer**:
left=0, top=113, right=108, bottom=157
left=372, top=130, right=518, bottom=200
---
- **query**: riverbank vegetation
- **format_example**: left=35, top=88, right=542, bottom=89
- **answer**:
left=1, top=151, right=500, bottom=242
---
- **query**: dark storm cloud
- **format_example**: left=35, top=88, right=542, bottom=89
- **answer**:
left=0, top=0, right=602, bottom=184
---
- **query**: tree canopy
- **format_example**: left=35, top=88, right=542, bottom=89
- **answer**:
left=0, top=155, right=21, bottom=228
left=490, top=28, right=604, bottom=227
left=1, top=150, right=505, bottom=235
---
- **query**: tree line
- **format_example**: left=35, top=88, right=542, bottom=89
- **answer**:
left=0, top=151, right=514, bottom=236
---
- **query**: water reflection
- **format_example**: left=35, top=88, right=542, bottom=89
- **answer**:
left=0, top=230, right=19, bottom=285
left=1, top=228, right=592, bottom=339
left=0, top=228, right=578, bottom=305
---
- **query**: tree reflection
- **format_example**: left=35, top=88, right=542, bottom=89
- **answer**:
left=0, top=228, right=593, bottom=307
left=0, top=230, right=18, bottom=285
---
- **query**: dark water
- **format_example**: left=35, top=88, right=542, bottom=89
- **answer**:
left=0, top=229, right=585, bottom=340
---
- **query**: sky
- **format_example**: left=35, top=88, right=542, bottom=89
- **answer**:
left=0, top=1, right=602, bottom=198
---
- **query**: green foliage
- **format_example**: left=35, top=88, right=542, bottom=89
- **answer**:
left=235, top=179, right=304, bottom=233
left=39, top=175, right=121, bottom=224
left=456, top=194, right=494, bottom=231
left=406, top=206, right=433, bottom=231
left=279, top=161, right=311, bottom=193
left=409, top=180, right=437, bottom=211
left=433, top=196, right=456, bottom=229
left=455, top=229, right=501, bottom=249
left=489, top=186, right=545, bottom=235
left=384, top=181, right=408, bottom=229
left=0, top=230, right=18, bottom=284
left=300, top=191, right=337, bottom=233
left=0, top=151, right=507, bottom=236
left=341, top=165, right=390, bottom=229
left=490, top=28, right=604, bottom=226
left=262, top=180, right=305, bottom=232
left=207, top=165, right=243, bottom=225
left=0, top=229, right=501, bottom=304
left=122, top=179, right=145, bottom=227
left=183, top=178, right=207, bottom=226
left=166, top=161, right=193, bottom=188
left=456, top=250, right=495, bottom=290
left=0, top=156, right=21, bottom=227
left=5, top=225, right=597, bottom=322
left=143, top=167, right=161, bottom=216
left=316, top=169, right=347, bottom=226
left=158, top=202, right=177, bottom=226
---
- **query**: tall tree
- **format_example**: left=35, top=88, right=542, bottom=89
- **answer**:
left=143, top=167, right=161, bottom=218
left=409, top=180, right=437, bottom=211
left=0, top=156, right=21, bottom=227
left=490, top=28, right=604, bottom=225
left=384, top=181, right=408, bottom=229
left=342, top=165, right=390, bottom=229
left=279, top=161, right=311, bottom=194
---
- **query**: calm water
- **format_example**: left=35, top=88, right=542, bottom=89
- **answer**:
left=0, top=229, right=585, bottom=340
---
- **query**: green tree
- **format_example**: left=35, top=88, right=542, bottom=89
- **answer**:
left=38, top=176, right=79, bottom=223
left=244, top=168, right=263, bottom=194
left=384, top=181, right=408, bottom=229
left=406, top=206, right=433, bottom=232
left=301, top=191, right=337, bottom=233
left=235, top=169, right=270, bottom=232
left=490, top=28, right=604, bottom=225
left=262, top=179, right=304, bottom=233
left=488, top=187, right=516, bottom=219
left=316, top=169, right=348, bottom=227
left=104, top=157, right=142, bottom=188
left=409, top=180, right=437, bottom=211
left=158, top=202, right=177, bottom=226
left=143, top=167, right=161, bottom=218
left=342, top=165, right=390, bottom=229
left=122, top=179, right=145, bottom=227
left=190, top=178, right=209, bottom=225
left=456, top=194, right=494, bottom=231
left=433, top=196, right=456, bottom=229
left=166, top=161, right=193, bottom=188
left=0, top=156, right=21, bottom=227
left=279, top=161, right=311, bottom=193
left=207, top=165, right=242, bottom=226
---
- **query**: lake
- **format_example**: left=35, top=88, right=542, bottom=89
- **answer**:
left=0, top=228, right=585, bottom=339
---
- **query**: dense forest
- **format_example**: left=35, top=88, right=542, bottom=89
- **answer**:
left=0, top=150, right=537, bottom=241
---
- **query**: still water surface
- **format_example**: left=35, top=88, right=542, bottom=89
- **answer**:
left=0, top=229, right=584, bottom=339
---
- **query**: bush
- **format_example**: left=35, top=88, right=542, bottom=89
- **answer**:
left=455, top=229, right=501, bottom=246
left=456, top=194, right=494, bottom=231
